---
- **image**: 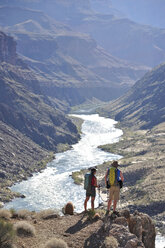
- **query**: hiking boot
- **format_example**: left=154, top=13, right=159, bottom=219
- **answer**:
left=105, top=210, right=110, bottom=216
left=82, top=210, right=88, bottom=215
left=113, top=211, right=119, bottom=216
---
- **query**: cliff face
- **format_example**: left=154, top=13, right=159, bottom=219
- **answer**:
left=0, top=31, right=80, bottom=202
left=0, top=62, right=79, bottom=151
left=16, top=32, right=147, bottom=104
left=101, top=63, right=165, bottom=129
left=0, top=5, right=149, bottom=105
left=0, top=32, right=17, bottom=64
left=0, top=32, right=79, bottom=151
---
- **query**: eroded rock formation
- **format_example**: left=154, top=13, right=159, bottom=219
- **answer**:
left=0, top=31, right=17, bottom=64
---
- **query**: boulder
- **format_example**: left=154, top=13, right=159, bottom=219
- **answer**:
left=128, top=211, right=156, bottom=248
left=109, top=224, right=144, bottom=248
left=128, top=215, right=142, bottom=240
left=114, top=217, right=128, bottom=227
left=64, top=202, right=74, bottom=215
left=120, top=209, right=130, bottom=219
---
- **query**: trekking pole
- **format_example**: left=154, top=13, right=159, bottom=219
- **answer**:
left=98, top=185, right=101, bottom=207
left=107, top=188, right=109, bottom=203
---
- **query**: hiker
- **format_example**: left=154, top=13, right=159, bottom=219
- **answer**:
left=105, top=161, right=124, bottom=214
left=84, top=168, right=99, bottom=212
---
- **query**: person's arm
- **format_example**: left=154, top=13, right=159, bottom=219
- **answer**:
left=120, top=171, right=124, bottom=182
left=105, top=169, right=108, bottom=186
left=95, top=177, right=98, bottom=187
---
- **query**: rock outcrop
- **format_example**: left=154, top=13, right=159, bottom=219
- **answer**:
left=64, top=202, right=74, bottom=215
left=3, top=208, right=156, bottom=248
left=0, top=31, right=17, bottom=64
left=128, top=211, right=156, bottom=248
left=104, top=209, right=156, bottom=248
left=109, top=224, right=145, bottom=248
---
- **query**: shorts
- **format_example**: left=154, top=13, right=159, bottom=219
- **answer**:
left=86, top=186, right=96, bottom=198
left=109, top=186, right=120, bottom=201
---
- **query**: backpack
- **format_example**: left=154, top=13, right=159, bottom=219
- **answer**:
left=84, top=173, right=92, bottom=191
left=107, top=167, right=121, bottom=187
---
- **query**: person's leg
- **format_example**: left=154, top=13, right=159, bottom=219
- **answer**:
left=113, top=186, right=120, bottom=212
left=84, top=196, right=90, bottom=211
left=113, top=200, right=118, bottom=212
left=107, top=187, right=114, bottom=211
left=91, top=197, right=95, bottom=211
left=107, top=199, right=112, bottom=211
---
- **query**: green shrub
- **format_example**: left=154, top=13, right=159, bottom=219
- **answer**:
left=0, top=219, right=15, bottom=248
left=87, top=209, right=96, bottom=220
left=45, top=238, right=68, bottom=248
left=72, top=171, right=83, bottom=185
left=14, top=221, right=36, bottom=237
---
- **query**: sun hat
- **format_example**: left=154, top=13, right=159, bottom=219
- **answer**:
left=111, top=161, right=119, bottom=168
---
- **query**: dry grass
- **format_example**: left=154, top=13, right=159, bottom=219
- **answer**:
left=0, top=219, right=15, bottom=248
left=104, top=236, right=118, bottom=248
left=37, top=209, right=59, bottom=220
left=0, top=209, right=12, bottom=219
left=17, top=209, right=32, bottom=219
left=14, top=221, right=36, bottom=237
left=44, top=238, right=68, bottom=248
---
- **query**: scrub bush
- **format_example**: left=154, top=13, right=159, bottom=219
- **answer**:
left=0, top=219, right=15, bottom=248
left=0, top=209, right=12, bottom=219
left=45, top=238, right=68, bottom=248
left=14, top=221, right=36, bottom=237
left=17, top=210, right=31, bottom=219
left=37, top=209, right=59, bottom=219
left=104, top=236, right=118, bottom=248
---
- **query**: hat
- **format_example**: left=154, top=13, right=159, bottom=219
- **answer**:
left=111, top=161, right=119, bottom=168
left=90, top=167, right=97, bottom=172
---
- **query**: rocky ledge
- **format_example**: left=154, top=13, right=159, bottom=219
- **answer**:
left=1, top=206, right=156, bottom=248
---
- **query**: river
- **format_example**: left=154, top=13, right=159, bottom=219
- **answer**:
left=5, top=114, right=122, bottom=212
left=5, top=114, right=165, bottom=247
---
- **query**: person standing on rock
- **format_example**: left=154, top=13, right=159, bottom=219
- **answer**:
left=105, top=161, right=124, bottom=215
left=84, top=167, right=99, bottom=212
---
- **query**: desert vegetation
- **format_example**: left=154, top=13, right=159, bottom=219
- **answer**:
left=44, top=238, right=68, bottom=248
left=0, top=207, right=155, bottom=247
left=0, top=219, right=15, bottom=248
left=0, top=209, right=12, bottom=220
left=104, top=236, right=118, bottom=248
left=14, top=221, right=36, bottom=237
